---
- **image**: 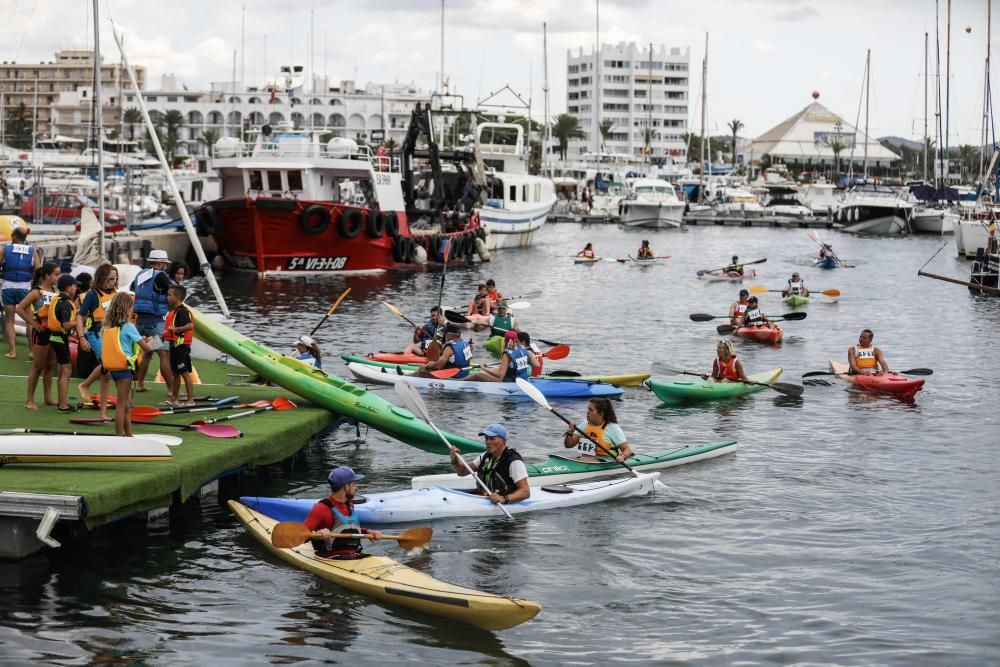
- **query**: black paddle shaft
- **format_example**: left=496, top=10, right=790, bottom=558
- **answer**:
left=549, top=409, right=636, bottom=474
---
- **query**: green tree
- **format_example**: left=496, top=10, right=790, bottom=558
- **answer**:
left=5, top=102, right=31, bottom=149
left=157, top=109, right=185, bottom=162
left=958, top=144, right=977, bottom=181
left=727, top=119, right=744, bottom=168
left=123, top=107, right=143, bottom=141
left=599, top=118, right=614, bottom=148
left=197, top=129, right=220, bottom=156
left=829, top=138, right=847, bottom=179
left=551, top=113, right=584, bottom=160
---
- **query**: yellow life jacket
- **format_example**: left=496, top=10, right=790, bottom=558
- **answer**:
left=102, top=324, right=138, bottom=372
left=46, top=293, right=78, bottom=333
left=854, top=344, right=877, bottom=369
left=581, top=422, right=620, bottom=458
left=89, top=288, right=116, bottom=328
left=34, top=289, right=56, bottom=322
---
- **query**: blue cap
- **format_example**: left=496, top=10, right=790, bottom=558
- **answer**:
left=327, top=466, right=364, bottom=490
left=478, top=423, right=508, bottom=440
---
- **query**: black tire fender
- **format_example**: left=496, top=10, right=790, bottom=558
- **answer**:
left=299, top=204, right=331, bottom=235
left=337, top=208, right=364, bottom=239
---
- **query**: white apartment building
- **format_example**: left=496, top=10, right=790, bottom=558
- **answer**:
left=566, top=42, right=690, bottom=160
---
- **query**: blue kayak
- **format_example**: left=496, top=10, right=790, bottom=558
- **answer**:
left=815, top=256, right=839, bottom=269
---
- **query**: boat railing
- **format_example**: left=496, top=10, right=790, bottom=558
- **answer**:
left=213, top=142, right=401, bottom=172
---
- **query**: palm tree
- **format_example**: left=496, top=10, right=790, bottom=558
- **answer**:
left=6, top=102, right=31, bottom=148
left=551, top=114, right=584, bottom=160
left=123, top=107, right=143, bottom=141
left=829, top=138, right=847, bottom=180
left=157, top=109, right=185, bottom=162
left=599, top=119, right=614, bottom=150
left=727, top=119, right=744, bottom=168
left=958, top=144, right=977, bottom=181
left=383, top=137, right=398, bottom=151
left=197, top=129, right=220, bottom=157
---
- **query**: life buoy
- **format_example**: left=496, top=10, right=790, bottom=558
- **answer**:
left=337, top=208, right=364, bottom=239
left=366, top=211, right=385, bottom=238
left=195, top=205, right=220, bottom=236
left=385, top=211, right=400, bottom=238
left=299, top=205, right=331, bottom=235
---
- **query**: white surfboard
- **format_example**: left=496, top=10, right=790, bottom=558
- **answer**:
left=0, top=435, right=172, bottom=464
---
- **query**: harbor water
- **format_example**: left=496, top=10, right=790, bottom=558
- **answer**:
left=2, top=224, right=998, bottom=665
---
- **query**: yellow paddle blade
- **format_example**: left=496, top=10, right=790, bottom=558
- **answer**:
left=381, top=301, right=405, bottom=318
left=820, top=289, right=841, bottom=297
left=394, top=527, right=433, bottom=550
left=749, top=286, right=770, bottom=294
left=272, top=521, right=313, bottom=548
left=329, top=287, right=352, bottom=314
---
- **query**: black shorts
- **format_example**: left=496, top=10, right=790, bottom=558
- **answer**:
left=31, top=327, right=50, bottom=347
left=169, top=345, right=191, bottom=374
left=50, top=336, right=71, bottom=365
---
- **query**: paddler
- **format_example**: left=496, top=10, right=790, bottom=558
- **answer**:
left=488, top=300, right=520, bottom=338
left=485, top=279, right=503, bottom=312
left=416, top=323, right=472, bottom=378
left=403, top=306, right=445, bottom=357
left=704, top=340, right=749, bottom=382
left=577, top=242, right=595, bottom=258
left=729, top=288, right=750, bottom=326
left=563, top=398, right=634, bottom=463
left=449, top=423, right=531, bottom=505
left=735, top=296, right=777, bottom=330
left=819, top=243, right=834, bottom=261
left=781, top=272, right=809, bottom=297
left=637, top=239, right=654, bottom=259
left=304, top=466, right=384, bottom=559
left=466, top=283, right=491, bottom=316
left=847, top=328, right=890, bottom=375
left=294, top=334, right=323, bottom=369
left=470, top=329, right=530, bottom=383
left=518, top=331, right=544, bottom=376
left=725, top=255, right=743, bottom=275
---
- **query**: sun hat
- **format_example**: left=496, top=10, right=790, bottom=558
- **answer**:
left=148, top=249, right=170, bottom=263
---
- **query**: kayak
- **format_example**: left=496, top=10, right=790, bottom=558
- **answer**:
left=410, top=440, right=738, bottom=489
left=829, top=361, right=925, bottom=399
left=192, top=309, right=484, bottom=455
left=346, top=362, right=624, bottom=398
left=734, top=326, right=783, bottom=344
left=0, top=435, right=172, bottom=464
left=702, top=269, right=756, bottom=282
left=365, top=351, right=428, bottom=365
left=783, top=294, right=810, bottom=308
left=239, top=472, right=659, bottom=524
left=645, top=369, right=782, bottom=405
left=575, top=256, right=602, bottom=264
left=228, top=500, right=540, bottom=631
left=340, top=355, right=650, bottom=387
left=484, top=335, right=504, bottom=357
left=815, top=256, right=839, bottom=269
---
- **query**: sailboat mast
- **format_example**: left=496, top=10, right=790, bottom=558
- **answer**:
left=924, top=32, right=929, bottom=181
left=934, top=0, right=944, bottom=186
left=543, top=22, right=550, bottom=175
left=863, top=49, right=870, bottom=180
left=92, top=0, right=106, bottom=255
left=945, top=0, right=951, bottom=167
left=594, top=0, right=601, bottom=154
left=647, top=42, right=653, bottom=163
left=440, top=0, right=445, bottom=92
left=700, top=33, right=707, bottom=201
left=980, top=0, right=992, bottom=181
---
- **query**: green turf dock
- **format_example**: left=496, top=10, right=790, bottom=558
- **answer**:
left=0, top=348, right=338, bottom=559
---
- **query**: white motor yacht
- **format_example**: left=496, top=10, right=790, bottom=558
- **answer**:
left=619, top=178, right=685, bottom=228
left=833, top=183, right=913, bottom=234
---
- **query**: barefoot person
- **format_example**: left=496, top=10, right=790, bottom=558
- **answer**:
left=101, top=292, right=154, bottom=437
left=47, top=274, right=82, bottom=412
left=164, top=285, right=195, bottom=406
left=15, top=262, right=60, bottom=410
left=77, top=264, right=118, bottom=417
left=130, top=249, right=174, bottom=392
left=1, top=225, right=41, bottom=359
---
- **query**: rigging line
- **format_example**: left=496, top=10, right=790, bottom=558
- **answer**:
left=847, top=52, right=867, bottom=174
left=13, top=0, right=40, bottom=62
left=918, top=239, right=950, bottom=272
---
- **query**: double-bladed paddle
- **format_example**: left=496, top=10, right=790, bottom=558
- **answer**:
left=690, top=311, right=809, bottom=322
left=428, top=345, right=571, bottom=379
left=393, top=382, right=514, bottom=519
left=802, top=368, right=933, bottom=378
left=131, top=397, right=263, bottom=421
left=651, top=362, right=804, bottom=398
left=617, top=255, right=672, bottom=263
left=308, top=287, right=352, bottom=337
left=696, top=258, right=766, bottom=277
left=190, top=398, right=297, bottom=425
left=381, top=301, right=422, bottom=330
left=750, top=286, right=842, bottom=297
left=271, top=522, right=433, bottom=551
left=67, top=419, right=242, bottom=438
left=714, top=311, right=807, bottom=335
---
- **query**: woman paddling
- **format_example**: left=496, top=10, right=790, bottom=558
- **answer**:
left=294, top=334, right=323, bottom=369
left=704, top=340, right=749, bottom=382
left=577, top=243, right=595, bottom=258
left=563, top=398, right=634, bottom=463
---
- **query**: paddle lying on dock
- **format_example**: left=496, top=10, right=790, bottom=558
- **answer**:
left=270, top=522, right=433, bottom=551
left=428, top=345, right=571, bottom=378
left=802, top=368, right=933, bottom=378
left=393, top=382, right=514, bottom=519
left=69, top=418, right=243, bottom=438
left=190, top=398, right=297, bottom=425
left=309, top=287, right=352, bottom=337
left=131, top=398, right=270, bottom=421
left=697, top=258, right=767, bottom=277
left=690, top=311, right=809, bottom=322
left=750, top=286, right=842, bottom=297
left=651, top=362, right=804, bottom=398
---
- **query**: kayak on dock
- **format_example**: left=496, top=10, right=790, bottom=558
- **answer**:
left=228, top=500, right=540, bottom=631
left=828, top=361, right=925, bottom=399
left=646, top=369, right=782, bottom=405
left=0, top=435, right=172, bottom=464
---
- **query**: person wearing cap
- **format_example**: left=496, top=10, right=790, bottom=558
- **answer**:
left=471, top=329, right=532, bottom=383
left=729, top=289, right=751, bottom=327
left=725, top=255, right=743, bottom=276
left=131, top=249, right=175, bottom=392
left=487, top=301, right=519, bottom=338
left=416, top=322, right=471, bottom=378
left=403, top=306, right=445, bottom=358
left=294, top=334, right=323, bottom=369
left=563, top=398, right=634, bottom=463
left=450, top=423, right=531, bottom=505
left=46, top=273, right=81, bottom=412
left=637, top=239, right=654, bottom=259
left=1, top=225, right=41, bottom=359
left=782, top=272, right=809, bottom=298
left=304, top=466, right=383, bottom=559
left=735, top=295, right=777, bottom=330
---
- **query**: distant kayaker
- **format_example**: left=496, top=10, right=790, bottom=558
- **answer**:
left=848, top=329, right=890, bottom=375
left=485, top=279, right=503, bottom=311
left=729, top=288, right=750, bottom=326
left=736, top=296, right=777, bottom=329
left=466, top=283, right=491, bottom=316
left=637, top=240, right=654, bottom=259
left=403, top=306, right=445, bottom=357
left=487, top=301, right=520, bottom=337
left=705, top=340, right=749, bottom=382
left=818, top=243, right=834, bottom=261
left=304, top=466, right=384, bottom=559
left=782, top=272, right=809, bottom=297
left=416, top=323, right=472, bottom=378
left=294, top=334, right=323, bottom=369
left=577, top=243, right=595, bottom=258
left=563, top=398, right=634, bottom=463
left=725, top=255, right=743, bottom=275
left=449, top=423, right=531, bottom=505
left=471, top=329, right=531, bottom=383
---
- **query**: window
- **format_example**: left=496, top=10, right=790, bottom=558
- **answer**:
left=663, top=77, right=687, bottom=86
left=534, top=183, right=541, bottom=202
left=579, top=76, right=591, bottom=85
left=522, top=184, right=528, bottom=202
left=167, top=96, right=178, bottom=102
left=267, top=170, right=282, bottom=191
left=287, top=170, right=303, bottom=191
left=509, top=185, right=516, bottom=202
left=249, top=171, right=263, bottom=190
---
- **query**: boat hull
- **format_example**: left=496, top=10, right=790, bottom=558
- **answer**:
left=479, top=201, right=554, bottom=250
left=955, top=218, right=990, bottom=257
left=841, top=211, right=908, bottom=234
left=910, top=209, right=956, bottom=234
left=620, top=202, right=685, bottom=228
left=646, top=369, right=782, bottom=405
left=829, top=361, right=924, bottom=399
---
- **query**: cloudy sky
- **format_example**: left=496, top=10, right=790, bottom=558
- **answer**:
left=2, top=0, right=995, bottom=144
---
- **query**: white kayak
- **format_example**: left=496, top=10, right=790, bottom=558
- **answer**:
left=240, top=472, right=659, bottom=524
left=0, top=435, right=173, bottom=464
left=0, top=430, right=183, bottom=447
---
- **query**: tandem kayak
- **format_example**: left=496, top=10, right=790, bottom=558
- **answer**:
left=192, top=310, right=484, bottom=455
left=734, top=326, right=783, bottom=344
left=783, top=294, right=810, bottom=308
left=410, top=440, right=738, bottom=489
left=702, top=269, right=756, bottom=282
left=228, top=500, right=540, bottom=631
left=240, top=472, right=659, bottom=524
left=346, top=362, right=624, bottom=399
left=829, top=361, right=925, bottom=399
left=645, top=369, right=783, bottom=405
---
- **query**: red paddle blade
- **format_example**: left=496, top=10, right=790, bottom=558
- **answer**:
left=429, top=367, right=462, bottom=379
left=543, top=345, right=570, bottom=360
left=187, top=423, right=242, bottom=438
left=272, top=397, right=298, bottom=410
left=129, top=410, right=161, bottom=422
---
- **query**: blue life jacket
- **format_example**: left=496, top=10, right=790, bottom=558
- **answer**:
left=445, top=339, right=472, bottom=378
left=310, top=498, right=362, bottom=557
left=133, top=268, right=169, bottom=317
left=504, top=347, right=531, bottom=381
left=2, top=242, right=34, bottom=283
left=418, top=318, right=439, bottom=344
left=296, top=352, right=322, bottom=369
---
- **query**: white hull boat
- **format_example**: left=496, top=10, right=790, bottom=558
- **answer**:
left=955, top=218, right=990, bottom=257
left=910, top=207, right=956, bottom=234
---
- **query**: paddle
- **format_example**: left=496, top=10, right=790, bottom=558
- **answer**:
left=503, top=291, right=543, bottom=301
left=690, top=311, right=808, bottom=322
left=806, top=232, right=852, bottom=267
left=131, top=398, right=267, bottom=420
left=650, top=362, right=804, bottom=398
left=271, top=522, right=433, bottom=551
left=308, top=288, right=352, bottom=337
left=393, top=382, right=514, bottom=519
left=716, top=321, right=791, bottom=335
left=513, top=377, right=647, bottom=482
left=380, top=301, right=421, bottom=330
left=697, top=258, right=766, bottom=277
left=802, top=368, right=934, bottom=378
left=618, top=255, right=671, bottom=263
left=190, top=398, right=297, bottom=424
left=429, top=344, right=571, bottom=379
left=750, top=286, right=841, bottom=297
left=133, top=421, right=243, bottom=438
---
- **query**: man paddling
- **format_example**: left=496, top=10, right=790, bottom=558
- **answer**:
left=304, top=466, right=384, bottom=559
left=729, top=289, right=750, bottom=326
left=416, top=324, right=472, bottom=378
left=449, top=423, right=531, bottom=506
left=637, top=240, right=654, bottom=259
left=403, top=306, right=445, bottom=357
left=782, top=272, right=809, bottom=297
left=735, top=296, right=777, bottom=330
left=488, top=301, right=520, bottom=337
left=847, top=329, right=890, bottom=375
left=725, top=255, right=743, bottom=275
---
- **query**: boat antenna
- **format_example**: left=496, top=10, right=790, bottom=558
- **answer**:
left=543, top=21, right=550, bottom=175
left=863, top=49, right=870, bottom=181
left=92, top=0, right=106, bottom=257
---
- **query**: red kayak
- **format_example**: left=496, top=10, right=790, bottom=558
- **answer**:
left=734, top=326, right=783, bottom=344
left=366, top=351, right=428, bottom=364
left=829, top=361, right=925, bottom=399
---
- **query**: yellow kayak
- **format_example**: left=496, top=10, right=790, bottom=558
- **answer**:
left=228, top=500, right=541, bottom=631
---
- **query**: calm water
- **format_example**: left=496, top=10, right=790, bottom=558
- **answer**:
left=2, top=224, right=998, bottom=665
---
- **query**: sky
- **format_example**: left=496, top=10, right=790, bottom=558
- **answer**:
left=2, top=0, right=996, bottom=146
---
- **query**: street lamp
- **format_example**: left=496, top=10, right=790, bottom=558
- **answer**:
left=833, top=120, right=843, bottom=180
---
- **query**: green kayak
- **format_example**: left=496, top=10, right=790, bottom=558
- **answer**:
left=484, top=334, right=504, bottom=358
left=645, top=368, right=783, bottom=405
left=193, top=311, right=484, bottom=454
left=783, top=294, right=809, bottom=308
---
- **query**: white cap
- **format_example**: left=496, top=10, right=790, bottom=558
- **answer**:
left=297, top=334, right=315, bottom=347
left=148, top=249, right=170, bottom=263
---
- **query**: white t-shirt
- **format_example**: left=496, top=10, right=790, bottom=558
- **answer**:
left=474, top=452, right=528, bottom=484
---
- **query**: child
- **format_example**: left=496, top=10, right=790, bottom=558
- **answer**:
left=77, top=264, right=118, bottom=419
left=163, top=284, right=195, bottom=406
left=47, top=273, right=81, bottom=412
left=294, top=334, right=322, bottom=369
left=15, top=262, right=60, bottom=410
left=101, top=292, right=153, bottom=436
